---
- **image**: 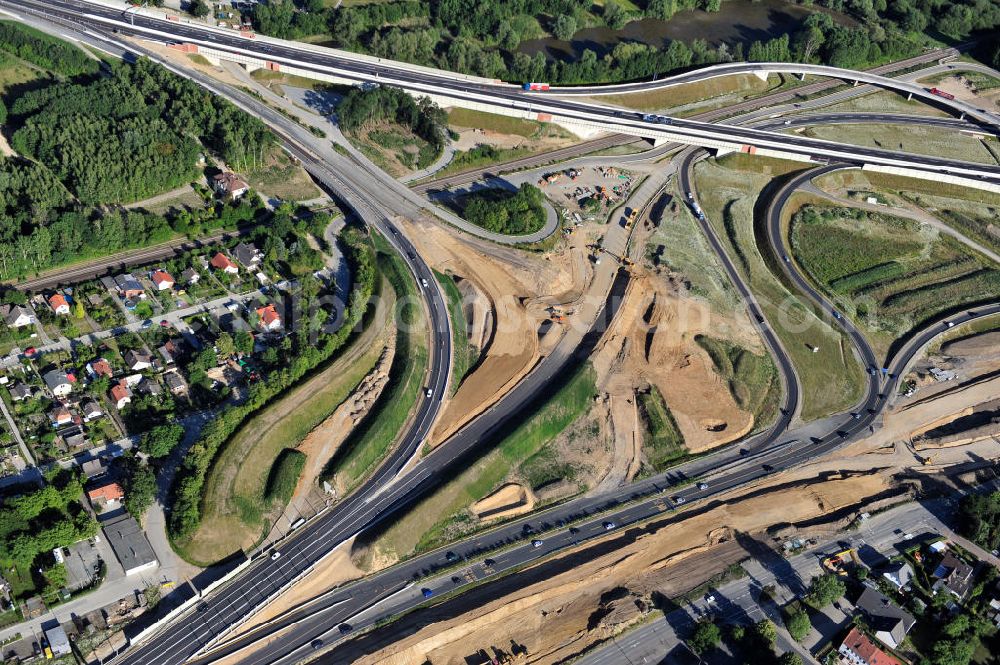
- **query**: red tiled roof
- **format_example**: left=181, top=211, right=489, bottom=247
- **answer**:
left=842, top=627, right=902, bottom=665
left=256, top=304, right=281, bottom=327
left=48, top=293, right=69, bottom=312
left=110, top=382, right=130, bottom=403
left=151, top=270, right=175, bottom=286
left=91, top=358, right=113, bottom=378
left=87, top=482, right=124, bottom=502
left=210, top=252, right=237, bottom=271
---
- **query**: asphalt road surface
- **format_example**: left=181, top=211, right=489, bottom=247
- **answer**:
left=7, top=0, right=1000, bottom=184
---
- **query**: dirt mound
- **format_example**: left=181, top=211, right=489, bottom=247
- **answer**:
left=942, top=331, right=1000, bottom=358
left=594, top=274, right=758, bottom=453
left=472, top=483, right=536, bottom=521
left=350, top=472, right=889, bottom=665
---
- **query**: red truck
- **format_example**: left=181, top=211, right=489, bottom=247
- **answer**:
left=928, top=87, right=955, bottom=100
left=522, top=82, right=550, bottom=91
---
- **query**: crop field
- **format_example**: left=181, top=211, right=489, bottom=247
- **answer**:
left=693, top=157, right=864, bottom=421
left=790, top=205, right=1000, bottom=350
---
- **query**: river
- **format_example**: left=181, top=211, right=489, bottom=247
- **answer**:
left=518, top=0, right=855, bottom=60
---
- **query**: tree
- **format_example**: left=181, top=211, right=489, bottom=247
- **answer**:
left=807, top=574, right=846, bottom=608
left=553, top=14, right=578, bottom=41
left=189, top=0, right=209, bottom=18
left=786, top=608, right=811, bottom=641
left=234, top=329, right=255, bottom=355
left=778, top=653, right=803, bottom=665
left=216, top=332, right=235, bottom=358
left=121, top=458, right=157, bottom=519
left=139, top=424, right=184, bottom=459
left=754, top=619, right=777, bottom=649
left=73, top=300, right=85, bottom=319
left=689, top=620, right=721, bottom=654
left=603, top=1, right=629, bottom=30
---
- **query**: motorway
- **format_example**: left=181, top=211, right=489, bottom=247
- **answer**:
left=7, top=0, right=1000, bottom=186
left=5, top=4, right=999, bottom=663
left=184, top=152, right=999, bottom=663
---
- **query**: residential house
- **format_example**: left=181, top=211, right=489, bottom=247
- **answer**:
left=929, top=540, right=948, bottom=555
left=8, top=382, right=33, bottom=402
left=150, top=270, right=175, bottom=291
left=856, top=586, right=916, bottom=649
left=43, top=369, right=73, bottom=397
left=81, top=459, right=107, bottom=481
left=0, top=304, right=35, bottom=328
left=882, top=562, right=914, bottom=591
left=47, top=293, right=70, bottom=316
left=255, top=304, right=282, bottom=331
left=114, top=273, right=146, bottom=300
left=49, top=406, right=73, bottom=427
left=80, top=399, right=103, bottom=421
left=157, top=339, right=180, bottom=365
left=123, top=350, right=154, bottom=372
left=932, top=552, right=975, bottom=599
left=124, top=374, right=144, bottom=388
left=180, top=267, right=201, bottom=285
left=163, top=371, right=187, bottom=395
left=109, top=381, right=132, bottom=410
left=989, top=597, right=1000, bottom=628
left=838, top=626, right=902, bottom=665
left=87, top=482, right=124, bottom=510
left=138, top=378, right=162, bottom=397
left=210, top=252, right=239, bottom=274
left=63, top=430, right=87, bottom=450
left=233, top=242, right=263, bottom=270
left=87, top=358, right=114, bottom=379
left=212, top=172, right=250, bottom=199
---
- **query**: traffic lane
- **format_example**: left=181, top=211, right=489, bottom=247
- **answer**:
left=29, top=0, right=1000, bottom=182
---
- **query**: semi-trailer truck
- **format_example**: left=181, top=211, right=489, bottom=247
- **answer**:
left=523, top=82, right=550, bottom=91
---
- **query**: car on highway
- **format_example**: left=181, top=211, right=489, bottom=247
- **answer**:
left=673, top=496, right=686, bottom=504
left=420, top=277, right=429, bottom=287
left=531, top=539, right=543, bottom=548
left=310, top=639, right=323, bottom=649
left=421, top=588, right=434, bottom=598
left=782, top=254, right=790, bottom=262
left=337, top=623, right=352, bottom=634
left=603, top=521, right=616, bottom=530
left=445, top=551, right=457, bottom=562
left=425, top=388, right=433, bottom=398
left=270, top=551, right=281, bottom=561
left=697, top=482, right=709, bottom=490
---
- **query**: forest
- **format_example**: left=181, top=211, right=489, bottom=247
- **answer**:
left=250, top=0, right=1000, bottom=85
left=459, top=183, right=547, bottom=235
left=337, top=85, right=449, bottom=155
left=0, top=31, right=276, bottom=280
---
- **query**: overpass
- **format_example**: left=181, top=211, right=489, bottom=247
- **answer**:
left=5, top=0, right=1000, bottom=193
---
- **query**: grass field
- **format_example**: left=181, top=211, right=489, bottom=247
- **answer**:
left=594, top=73, right=785, bottom=114
left=179, top=295, right=389, bottom=564
left=245, top=144, right=322, bottom=202
left=0, top=51, right=44, bottom=95
left=692, top=157, right=865, bottom=420
left=646, top=189, right=740, bottom=313
left=435, top=270, right=475, bottom=394
left=447, top=108, right=543, bottom=138
left=695, top=335, right=780, bottom=430
left=797, top=123, right=1000, bottom=166
left=433, top=144, right=534, bottom=179
left=636, top=386, right=685, bottom=472
left=365, top=364, right=596, bottom=562
left=789, top=204, right=1000, bottom=353
left=323, top=234, right=428, bottom=492
left=811, top=89, right=949, bottom=116
left=264, top=449, right=307, bottom=503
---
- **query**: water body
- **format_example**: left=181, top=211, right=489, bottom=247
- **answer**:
left=518, top=0, right=855, bottom=61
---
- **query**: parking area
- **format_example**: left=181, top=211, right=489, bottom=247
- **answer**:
left=64, top=539, right=103, bottom=591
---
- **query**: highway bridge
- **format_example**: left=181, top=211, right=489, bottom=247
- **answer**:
left=4, top=0, right=1000, bottom=191
left=3, top=3, right=998, bottom=663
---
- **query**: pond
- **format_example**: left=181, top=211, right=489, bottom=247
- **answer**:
left=518, top=0, right=855, bottom=61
